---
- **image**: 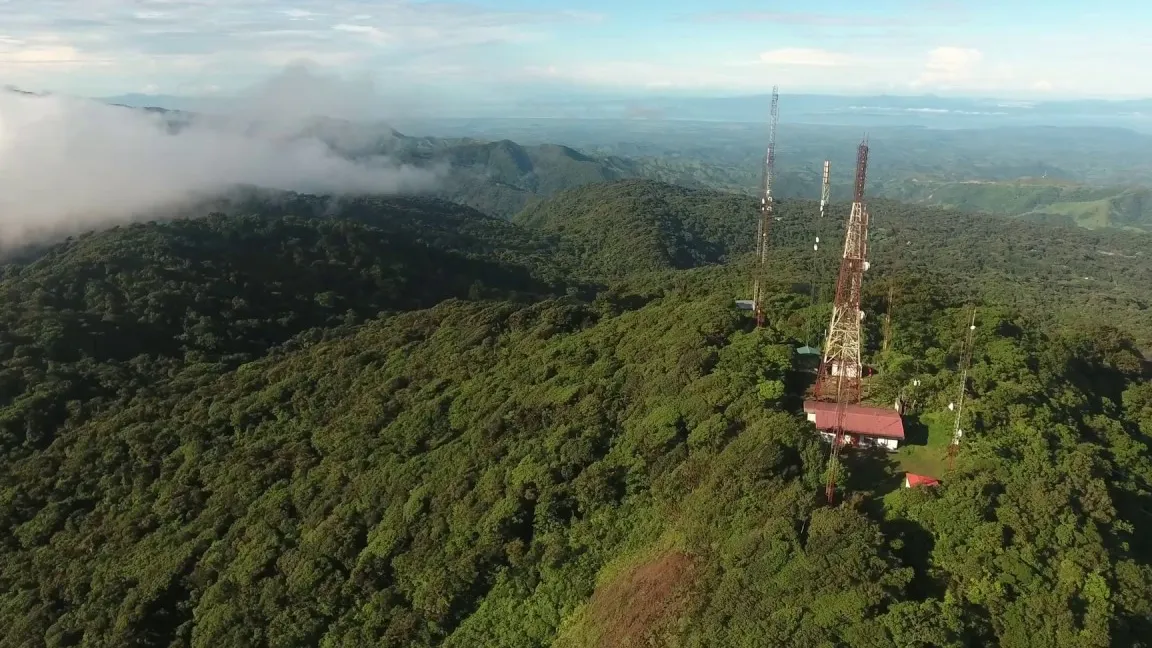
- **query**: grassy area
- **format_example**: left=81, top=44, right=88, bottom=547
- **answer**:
left=892, top=410, right=953, bottom=481
left=1024, top=198, right=1114, bottom=229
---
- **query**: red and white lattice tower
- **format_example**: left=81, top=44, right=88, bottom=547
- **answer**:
left=815, top=139, right=870, bottom=403
left=750, top=86, right=780, bottom=328
left=815, top=138, right=871, bottom=503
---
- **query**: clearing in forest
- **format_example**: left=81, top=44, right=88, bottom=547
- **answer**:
left=892, top=411, right=953, bottom=480
left=559, top=549, right=698, bottom=648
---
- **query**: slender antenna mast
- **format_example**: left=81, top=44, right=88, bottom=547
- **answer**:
left=750, top=85, right=780, bottom=328
left=815, top=137, right=871, bottom=504
left=948, top=307, right=978, bottom=470
left=820, top=160, right=831, bottom=219
left=810, top=160, right=830, bottom=324
left=882, top=283, right=896, bottom=353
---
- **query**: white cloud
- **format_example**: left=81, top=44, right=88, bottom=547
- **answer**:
left=0, top=0, right=584, bottom=94
left=916, top=46, right=983, bottom=84
left=0, top=68, right=439, bottom=248
left=332, top=23, right=387, bottom=43
left=255, top=49, right=365, bottom=67
left=0, top=1, right=1144, bottom=101
left=282, top=9, right=318, bottom=20
left=759, top=48, right=851, bottom=67
left=524, top=58, right=851, bottom=91
left=0, top=39, right=115, bottom=73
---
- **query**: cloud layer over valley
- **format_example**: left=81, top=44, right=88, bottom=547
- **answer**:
left=0, top=66, right=437, bottom=248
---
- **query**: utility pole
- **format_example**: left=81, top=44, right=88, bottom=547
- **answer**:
left=815, top=137, right=871, bottom=504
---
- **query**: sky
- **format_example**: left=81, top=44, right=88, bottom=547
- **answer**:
left=0, top=0, right=1149, bottom=103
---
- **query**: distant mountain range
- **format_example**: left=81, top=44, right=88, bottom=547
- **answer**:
left=101, top=91, right=1152, bottom=130
left=56, top=96, right=1152, bottom=231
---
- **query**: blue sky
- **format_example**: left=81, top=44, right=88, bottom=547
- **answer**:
left=0, top=0, right=1147, bottom=101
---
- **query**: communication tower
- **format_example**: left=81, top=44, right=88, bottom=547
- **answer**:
left=948, top=307, right=978, bottom=470
left=813, top=138, right=871, bottom=503
left=819, top=160, right=831, bottom=219
left=743, top=86, right=780, bottom=327
left=815, top=139, right=870, bottom=403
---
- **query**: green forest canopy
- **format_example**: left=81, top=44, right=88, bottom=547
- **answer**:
left=1, top=179, right=1151, bottom=647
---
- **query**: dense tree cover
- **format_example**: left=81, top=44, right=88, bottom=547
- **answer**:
left=2, top=180, right=1152, bottom=646
left=0, top=197, right=586, bottom=457
left=3, top=276, right=1150, bottom=646
left=513, top=180, right=753, bottom=277
left=512, top=179, right=1152, bottom=346
left=419, top=140, right=636, bottom=219
left=298, top=123, right=637, bottom=218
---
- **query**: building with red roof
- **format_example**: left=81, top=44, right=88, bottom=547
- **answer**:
left=802, top=400, right=905, bottom=451
left=904, top=474, right=941, bottom=488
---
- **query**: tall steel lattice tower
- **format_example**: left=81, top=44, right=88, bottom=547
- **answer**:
left=819, top=160, right=831, bottom=219
left=815, top=139, right=870, bottom=403
left=750, top=86, right=780, bottom=328
left=815, top=138, right=871, bottom=504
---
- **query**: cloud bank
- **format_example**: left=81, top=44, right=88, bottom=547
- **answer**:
left=0, top=65, right=437, bottom=248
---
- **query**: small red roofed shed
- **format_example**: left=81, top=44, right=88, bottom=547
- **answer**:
left=803, top=400, right=905, bottom=451
left=904, top=474, right=940, bottom=488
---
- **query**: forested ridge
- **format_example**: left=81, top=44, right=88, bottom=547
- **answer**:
left=2, top=179, right=1152, bottom=647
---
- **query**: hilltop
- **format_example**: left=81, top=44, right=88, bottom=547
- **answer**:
left=2, top=181, right=1152, bottom=646
left=513, top=180, right=752, bottom=277
left=280, top=119, right=639, bottom=218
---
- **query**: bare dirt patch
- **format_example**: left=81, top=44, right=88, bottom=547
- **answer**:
left=586, top=550, right=697, bottom=648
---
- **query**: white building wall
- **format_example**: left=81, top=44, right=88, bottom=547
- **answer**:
left=810, top=425, right=900, bottom=451
left=830, top=362, right=861, bottom=378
